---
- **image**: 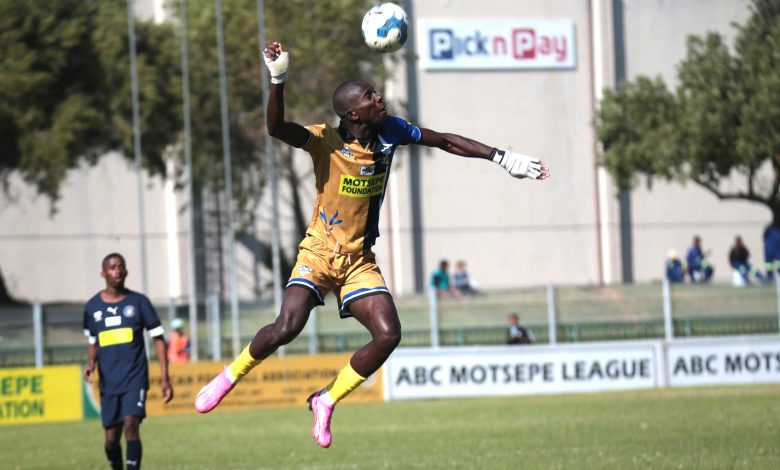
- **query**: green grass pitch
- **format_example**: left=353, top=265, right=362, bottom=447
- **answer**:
left=2, top=384, right=778, bottom=469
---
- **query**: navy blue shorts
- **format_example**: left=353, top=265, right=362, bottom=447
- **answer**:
left=101, top=387, right=147, bottom=429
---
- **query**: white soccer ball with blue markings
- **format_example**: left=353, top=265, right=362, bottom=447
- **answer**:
left=361, top=3, right=409, bottom=52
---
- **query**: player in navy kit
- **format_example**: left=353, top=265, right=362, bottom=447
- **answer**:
left=83, top=253, right=173, bottom=470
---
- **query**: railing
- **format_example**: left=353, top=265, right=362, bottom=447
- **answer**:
left=1, top=281, right=778, bottom=368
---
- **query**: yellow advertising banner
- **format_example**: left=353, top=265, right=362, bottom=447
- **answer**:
left=90, top=353, right=384, bottom=416
left=0, top=365, right=83, bottom=425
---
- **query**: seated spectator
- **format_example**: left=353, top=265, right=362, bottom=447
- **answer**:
left=729, top=235, right=764, bottom=285
left=665, top=249, right=686, bottom=283
left=507, top=313, right=535, bottom=345
left=453, top=260, right=480, bottom=295
left=686, top=235, right=714, bottom=283
left=430, top=259, right=462, bottom=299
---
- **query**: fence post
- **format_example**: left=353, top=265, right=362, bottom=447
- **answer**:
left=428, top=287, right=440, bottom=348
left=547, top=283, right=557, bottom=345
left=308, top=307, right=318, bottom=355
left=663, top=278, right=673, bottom=342
left=775, top=275, right=780, bottom=335
left=167, top=298, right=176, bottom=324
left=208, top=294, right=221, bottom=360
left=33, top=303, right=43, bottom=368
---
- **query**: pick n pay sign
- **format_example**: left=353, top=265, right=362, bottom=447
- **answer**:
left=417, top=19, right=576, bottom=70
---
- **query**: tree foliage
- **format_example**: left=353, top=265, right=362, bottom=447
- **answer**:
left=0, top=0, right=179, bottom=204
left=0, top=0, right=386, bottom=222
left=595, top=0, right=780, bottom=221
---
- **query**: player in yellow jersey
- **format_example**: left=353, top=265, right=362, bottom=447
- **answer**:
left=195, top=42, right=550, bottom=448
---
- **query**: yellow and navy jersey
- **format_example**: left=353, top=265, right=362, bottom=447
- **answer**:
left=301, top=115, right=421, bottom=253
left=83, top=291, right=164, bottom=395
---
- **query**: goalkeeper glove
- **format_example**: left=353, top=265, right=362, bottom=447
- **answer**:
left=491, top=148, right=542, bottom=179
left=263, top=50, right=289, bottom=84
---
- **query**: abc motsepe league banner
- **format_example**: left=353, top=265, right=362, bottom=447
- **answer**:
left=384, top=342, right=663, bottom=400
left=667, top=336, right=780, bottom=387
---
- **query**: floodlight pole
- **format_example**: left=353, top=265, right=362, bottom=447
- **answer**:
left=180, top=0, right=199, bottom=361
left=215, top=0, right=241, bottom=357
left=126, top=0, right=149, bottom=295
left=256, top=0, right=284, bottom=318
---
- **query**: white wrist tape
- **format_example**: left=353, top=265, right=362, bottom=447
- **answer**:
left=263, top=51, right=289, bottom=84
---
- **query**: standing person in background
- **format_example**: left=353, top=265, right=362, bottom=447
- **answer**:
left=83, top=253, right=174, bottom=469
left=193, top=41, right=549, bottom=449
left=686, top=235, right=714, bottom=283
left=167, top=318, right=191, bottom=363
left=729, top=235, right=764, bottom=284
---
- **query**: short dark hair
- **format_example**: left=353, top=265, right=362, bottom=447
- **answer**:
left=102, top=253, right=125, bottom=269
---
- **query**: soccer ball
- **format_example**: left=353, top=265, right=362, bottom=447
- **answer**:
left=361, top=3, right=409, bottom=52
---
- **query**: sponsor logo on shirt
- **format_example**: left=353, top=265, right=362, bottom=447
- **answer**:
left=360, top=166, right=375, bottom=176
left=341, top=146, right=352, bottom=158
left=298, top=265, right=313, bottom=275
left=377, top=135, right=394, bottom=155
left=93, top=311, right=103, bottom=322
left=107, top=306, right=118, bottom=315
left=338, top=173, right=387, bottom=198
left=105, top=316, right=122, bottom=327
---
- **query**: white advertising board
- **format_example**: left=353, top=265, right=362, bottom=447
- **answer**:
left=384, top=342, right=662, bottom=400
left=667, top=336, right=780, bottom=387
left=417, top=19, right=577, bottom=70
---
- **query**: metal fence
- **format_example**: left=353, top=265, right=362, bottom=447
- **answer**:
left=1, top=280, right=778, bottom=368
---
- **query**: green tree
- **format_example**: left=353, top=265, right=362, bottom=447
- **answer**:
left=0, top=0, right=179, bottom=205
left=595, top=0, right=780, bottom=223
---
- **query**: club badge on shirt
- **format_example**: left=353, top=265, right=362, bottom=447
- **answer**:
left=123, top=305, right=137, bottom=318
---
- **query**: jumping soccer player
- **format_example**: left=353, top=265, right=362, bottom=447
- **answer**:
left=194, top=42, right=550, bottom=448
left=84, top=253, right=173, bottom=469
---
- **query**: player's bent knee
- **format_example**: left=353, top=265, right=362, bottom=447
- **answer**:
left=272, top=316, right=306, bottom=345
left=375, top=328, right=402, bottom=352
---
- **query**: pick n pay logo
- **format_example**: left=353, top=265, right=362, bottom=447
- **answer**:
left=421, top=19, right=576, bottom=70
left=430, top=28, right=568, bottom=62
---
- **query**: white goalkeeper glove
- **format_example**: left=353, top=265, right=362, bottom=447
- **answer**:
left=263, top=49, right=289, bottom=84
left=491, top=148, right=542, bottom=179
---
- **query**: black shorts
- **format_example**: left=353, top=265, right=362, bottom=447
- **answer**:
left=101, top=387, right=147, bottom=429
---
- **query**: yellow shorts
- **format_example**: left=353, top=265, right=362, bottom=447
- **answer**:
left=287, top=236, right=390, bottom=317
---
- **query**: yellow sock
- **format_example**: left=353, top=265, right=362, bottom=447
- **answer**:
left=227, top=344, right=261, bottom=383
left=323, top=362, right=366, bottom=404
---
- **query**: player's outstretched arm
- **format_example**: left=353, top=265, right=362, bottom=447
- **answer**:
left=263, top=42, right=310, bottom=148
left=418, top=128, right=550, bottom=180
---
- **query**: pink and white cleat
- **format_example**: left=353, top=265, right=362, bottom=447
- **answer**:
left=307, top=392, right=335, bottom=448
left=194, top=368, right=235, bottom=413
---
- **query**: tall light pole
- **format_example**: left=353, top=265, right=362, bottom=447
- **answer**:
left=126, top=0, right=149, bottom=295
left=215, top=0, right=241, bottom=357
left=180, top=0, right=199, bottom=361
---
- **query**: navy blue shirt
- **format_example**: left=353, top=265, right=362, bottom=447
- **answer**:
left=83, top=291, right=164, bottom=395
